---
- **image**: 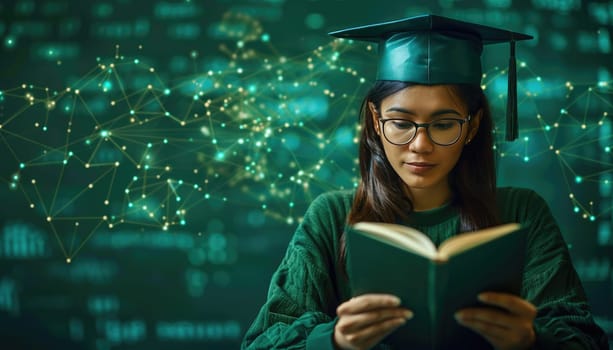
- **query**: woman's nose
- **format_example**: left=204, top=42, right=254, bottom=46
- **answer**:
left=409, top=127, right=434, bottom=153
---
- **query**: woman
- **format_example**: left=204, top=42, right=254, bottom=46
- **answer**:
left=242, top=15, right=609, bottom=350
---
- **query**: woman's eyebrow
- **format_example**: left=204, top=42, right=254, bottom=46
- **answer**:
left=384, top=107, right=416, bottom=115
left=430, top=109, right=463, bottom=117
left=383, top=107, right=463, bottom=117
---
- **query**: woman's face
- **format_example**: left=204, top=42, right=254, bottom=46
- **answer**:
left=370, top=85, right=479, bottom=202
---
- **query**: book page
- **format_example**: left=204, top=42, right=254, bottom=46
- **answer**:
left=353, top=222, right=437, bottom=259
left=438, top=223, right=521, bottom=259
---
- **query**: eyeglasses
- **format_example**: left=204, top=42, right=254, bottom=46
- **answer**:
left=378, top=115, right=471, bottom=146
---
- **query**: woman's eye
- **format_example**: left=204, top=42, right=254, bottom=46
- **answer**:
left=391, top=121, right=414, bottom=129
left=431, top=121, right=456, bottom=130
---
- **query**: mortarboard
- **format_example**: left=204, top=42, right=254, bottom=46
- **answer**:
left=329, top=14, right=533, bottom=141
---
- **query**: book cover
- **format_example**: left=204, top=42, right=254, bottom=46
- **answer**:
left=345, top=223, right=526, bottom=349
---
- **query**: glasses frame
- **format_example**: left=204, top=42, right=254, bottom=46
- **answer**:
left=377, top=115, right=472, bottom=146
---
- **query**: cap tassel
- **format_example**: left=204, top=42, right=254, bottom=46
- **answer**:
left=506, top=41, right=518, bottom=141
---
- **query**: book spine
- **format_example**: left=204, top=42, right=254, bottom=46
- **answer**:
left=428, top=261, right=438, bottom=350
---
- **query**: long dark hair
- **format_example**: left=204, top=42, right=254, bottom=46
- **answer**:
left=347, top=80, right=500, bottom=230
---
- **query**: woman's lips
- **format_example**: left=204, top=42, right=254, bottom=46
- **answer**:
left=404, top=162, right=435, bottom=174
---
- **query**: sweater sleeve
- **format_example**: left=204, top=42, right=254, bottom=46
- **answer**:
left=502, top=188, right=609, bottom=349
left=241, top=192, right=346, bottom=350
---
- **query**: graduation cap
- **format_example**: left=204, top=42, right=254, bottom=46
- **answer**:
left=329, top=14, right=533, bottom=141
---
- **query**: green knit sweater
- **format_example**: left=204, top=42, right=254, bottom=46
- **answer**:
left=242, top=187, right=609, bottom=349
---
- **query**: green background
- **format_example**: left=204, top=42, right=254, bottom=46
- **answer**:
left=0, top=0, right=611, bottom=349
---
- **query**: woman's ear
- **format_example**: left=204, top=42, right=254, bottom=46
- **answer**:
left=368, top=102, right=380, bottom=135
left=466, top=109, right=482, bottom=144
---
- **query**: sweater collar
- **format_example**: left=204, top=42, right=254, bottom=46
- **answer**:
left=406, top=201, right=458, bottom=226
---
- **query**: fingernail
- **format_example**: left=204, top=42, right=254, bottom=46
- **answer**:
left=403, top=310, right=413, bottom=319
left=454, top=312, right=464, bottom=322
left=395, top=317, right=408, bottom=326
left=477, top=293, right=487, bottom=301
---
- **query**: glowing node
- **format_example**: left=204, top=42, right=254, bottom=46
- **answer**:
left=5, top=36, right=16, bottom=48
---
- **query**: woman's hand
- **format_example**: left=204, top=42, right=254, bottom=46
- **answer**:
left=455, top=292, right=537, bottom=350
left=334, top=294, right=413, bottom=350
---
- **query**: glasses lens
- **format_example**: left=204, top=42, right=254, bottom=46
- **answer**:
left=383, top=120, right=416, bottom=144
left=428, top=119, right=462, bottom=145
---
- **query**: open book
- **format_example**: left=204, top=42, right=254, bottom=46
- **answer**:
left=346, top=222, right=526, bottom=349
